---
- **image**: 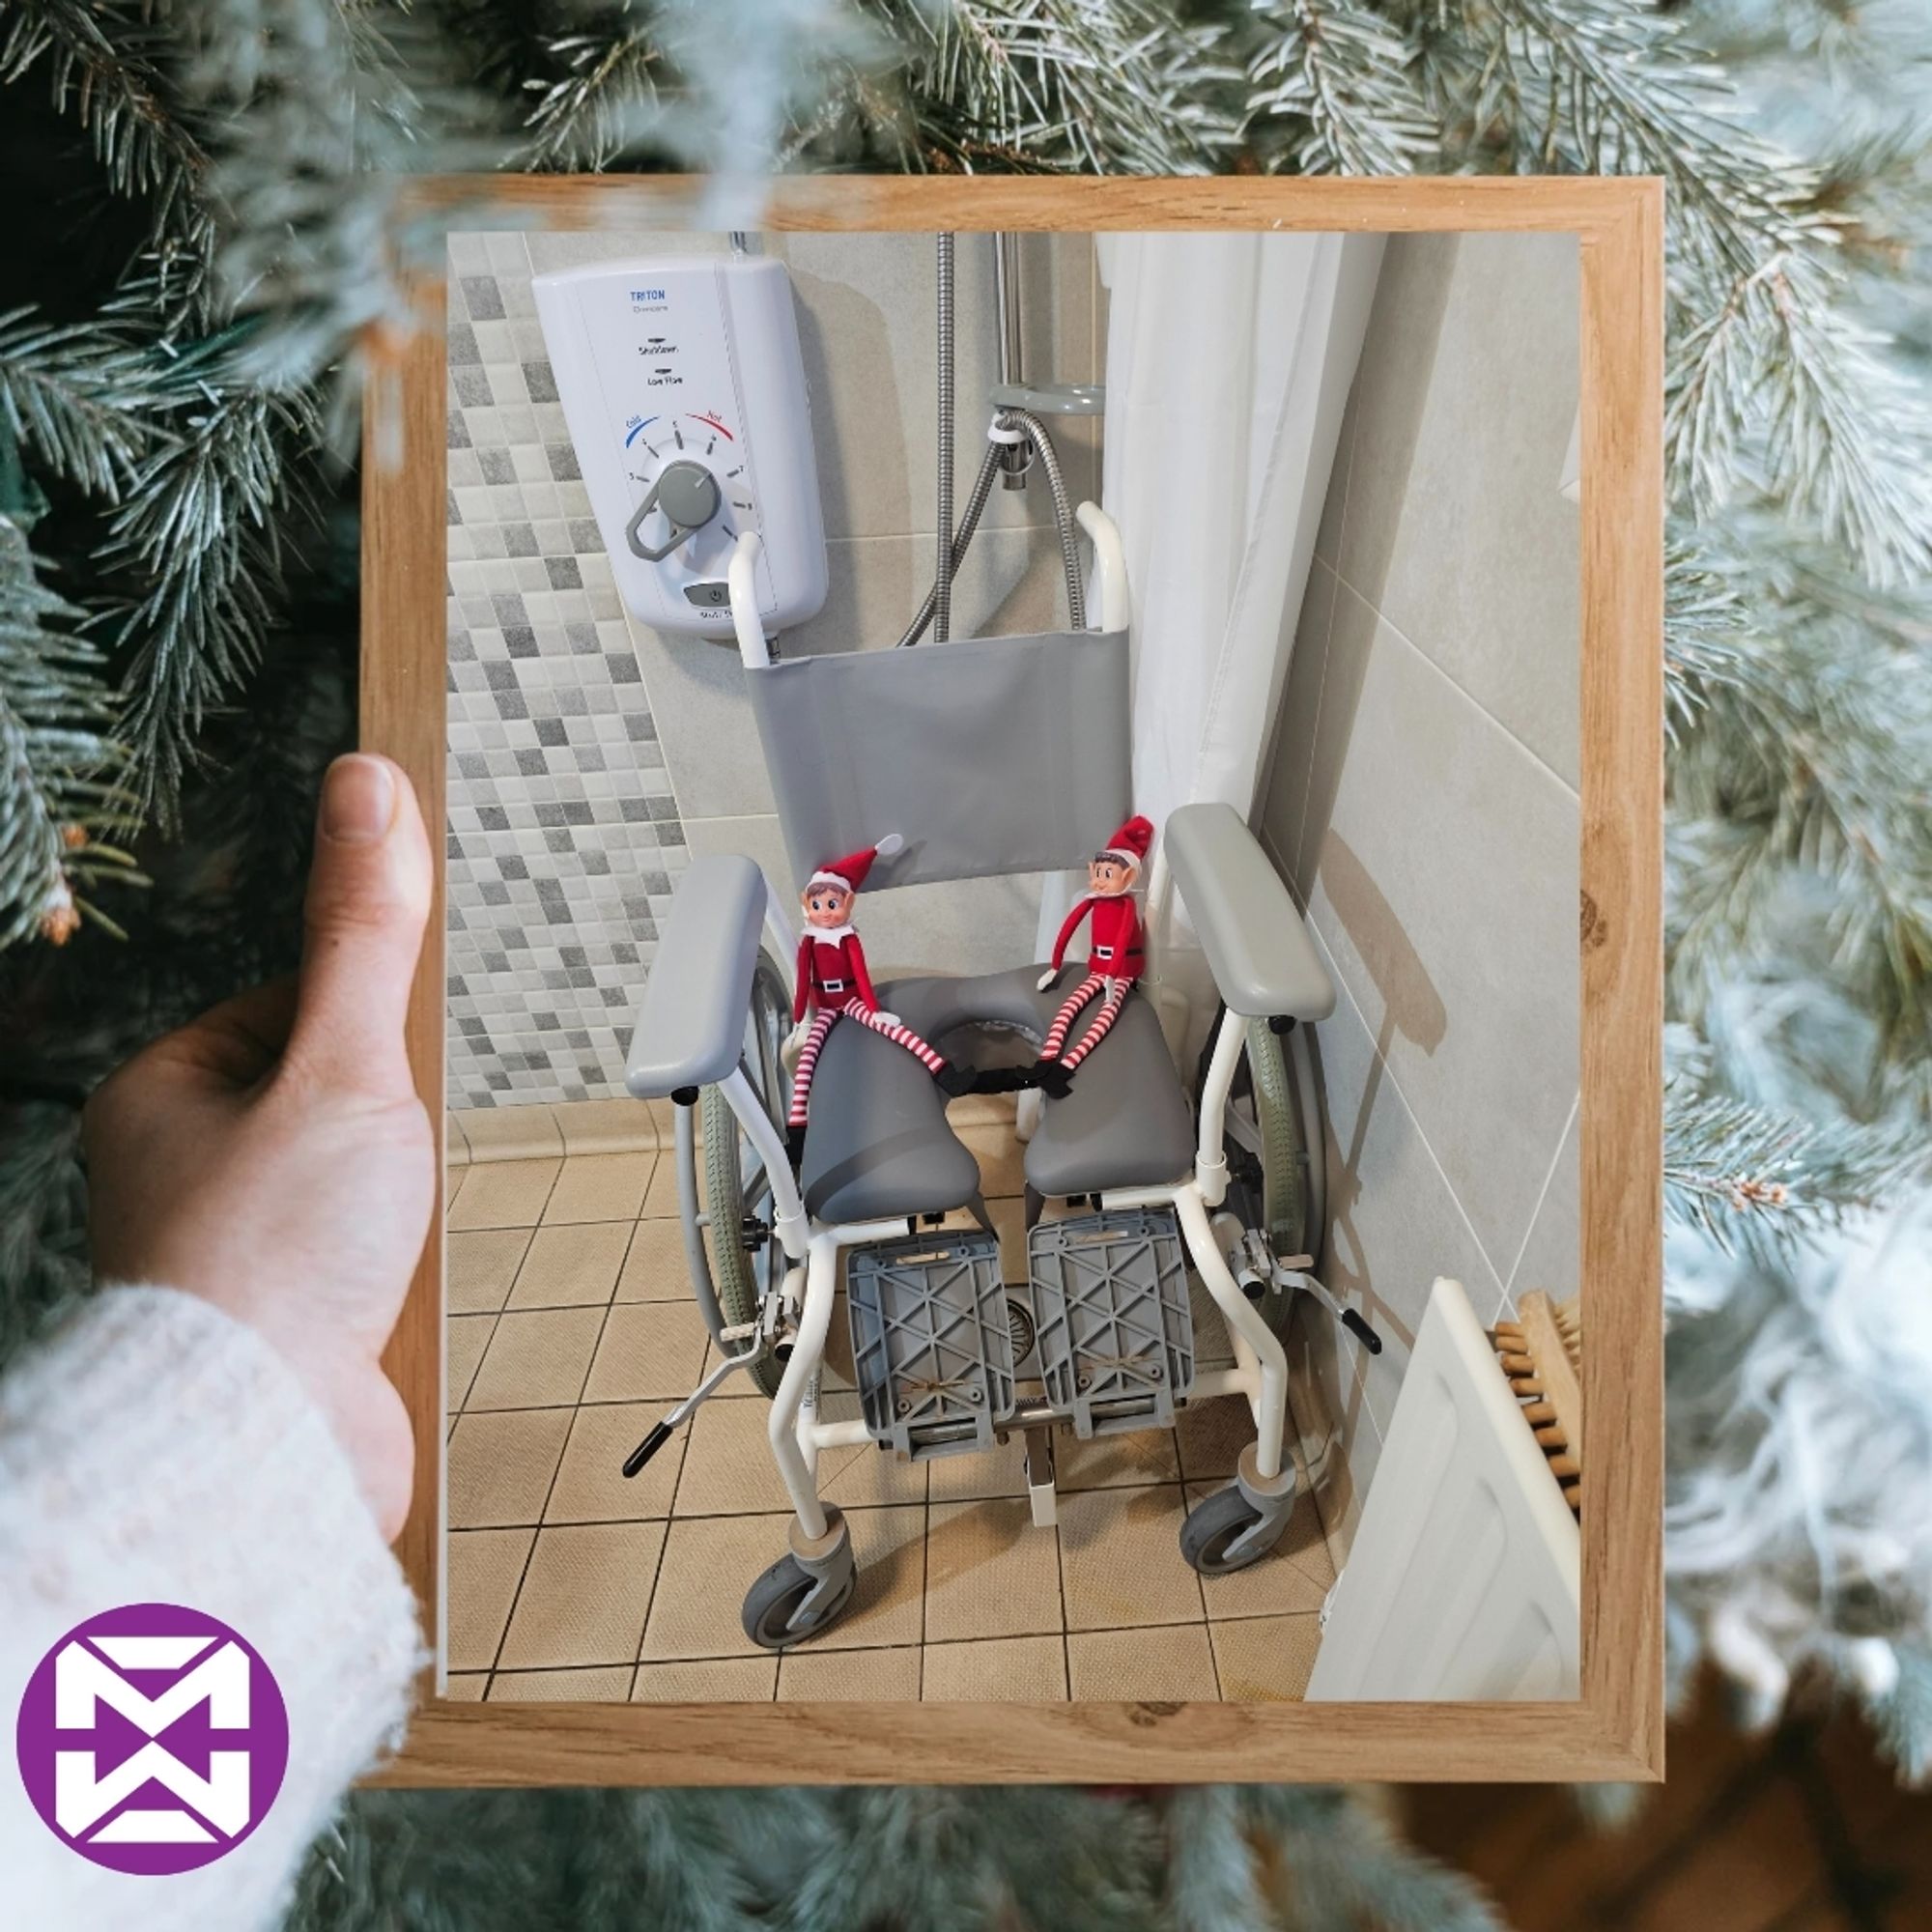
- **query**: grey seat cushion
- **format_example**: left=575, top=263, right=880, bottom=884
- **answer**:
left=799, top=966, right=1194, bottom=1223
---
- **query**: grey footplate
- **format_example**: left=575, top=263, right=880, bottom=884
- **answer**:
left=846, top=1230, right=1015, bottom=1461
left=1029, top=1208, right=1195, bottom=1437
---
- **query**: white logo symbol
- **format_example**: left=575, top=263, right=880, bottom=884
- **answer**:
left=52, top=1636, right=253, bottom=1846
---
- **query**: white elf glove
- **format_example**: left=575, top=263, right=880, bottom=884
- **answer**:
left=1036, top=968, right=1060, bottom=993
left=871, top=1010, right=902, bottom=1030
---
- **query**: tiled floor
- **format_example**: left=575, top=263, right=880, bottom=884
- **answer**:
left=443, top=1097, right=1336, bottom=1704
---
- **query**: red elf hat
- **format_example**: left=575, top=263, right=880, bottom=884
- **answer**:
left=808, top=832, right=904, bottom=894
left=1097, top=814, right=1154, bottom=868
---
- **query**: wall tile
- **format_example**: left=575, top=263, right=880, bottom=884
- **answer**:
left=1310, top=933, right=1506, bottom=1440
left=1508, top=1094, right=1579, bottom=1306
left=1337, top=234, right=1580, bottom=784
left=1303, top=599, right=1577, bottom=1280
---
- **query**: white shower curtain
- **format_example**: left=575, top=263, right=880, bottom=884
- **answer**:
left=1098, top=230, right=1384, bottom=828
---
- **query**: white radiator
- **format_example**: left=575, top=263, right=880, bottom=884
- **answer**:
left=1306, top=1276, right=1580, bottom=1700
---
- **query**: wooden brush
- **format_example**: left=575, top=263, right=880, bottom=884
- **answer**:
left=1492, top=1291, right=1582, bottom=1516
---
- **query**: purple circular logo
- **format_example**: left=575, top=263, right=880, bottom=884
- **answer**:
left=14, top=1603, right=289, bottom=1875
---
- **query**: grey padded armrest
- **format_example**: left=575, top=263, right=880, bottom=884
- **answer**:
left=625, top=856, right=766, bottom=1097
left=1165, top=803, right=1335, bottom=1021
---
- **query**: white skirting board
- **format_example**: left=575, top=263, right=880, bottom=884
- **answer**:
left=1306, top=1276, right=1580, bottom=1700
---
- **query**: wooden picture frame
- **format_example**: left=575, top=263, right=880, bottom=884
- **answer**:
left=362, top=174, right=1662, bottom=1786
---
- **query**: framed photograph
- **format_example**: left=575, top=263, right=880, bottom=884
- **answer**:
left=362, top=175, right=1662, bottom=1785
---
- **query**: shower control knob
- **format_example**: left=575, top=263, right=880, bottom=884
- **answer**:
left=625, top=458, right=722, bottom=562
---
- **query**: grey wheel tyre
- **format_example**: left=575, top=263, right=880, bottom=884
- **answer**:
left=1245, top=1018, right=1310, bottom=1264
left=1179, top=1484, right=1280, bottom=1576
left=698, top=952, right=793, bottom=1399
left=741, top=1552, right=856, bottom=1651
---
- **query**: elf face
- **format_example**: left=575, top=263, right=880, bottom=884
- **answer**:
left=803, top=881, right=855, bottom=930
left=1088, top=853, right=1137, bottom=897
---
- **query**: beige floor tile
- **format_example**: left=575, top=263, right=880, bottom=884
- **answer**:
left=448, top=1229, right=532, bottom=1315
left=641, top=1154, right=684, bottom=1219
left=921, top=1634, right=1068, bottom=1703
left=466, top=1307, right=606, bottom=1410
left=447, top=1157, right=561, bottom=1231
left=447, top=1315, right=497, bottom=1410
left=640, top=1506, right=924, bottom=1661
left=1188, top=1279, right=1236, bottom=1369
left=447, top=1408, right=572, bottom=1528
left=814, top=1504, right=928, bottom=1653
left=486, top=1664, right=634, bottom=1702
left=446, top=1113, right=471, bottom=1167
left=1058, top=1485, right=1205, bottom=1632
left=953, top=1122, right=1027, bottom=1200
left=547, top=1402, right=685, bottom=1522
left=818, top=1434, right=929, bottom=1512
left=925, top=1433, right=1028, bottom=1502
left=924, top=1497, right=1064, bottom=1643
left=639, top=1515, right=802, bottom=1662
left=1185, top=1484, right=1335, bottom=1622
left=632, top=1656, right=778, bottom=1702
left=543, top=1151, right=657, bottom=1225
left=1176, top=1395, right=1254, bottom=1482
left=582, top=1299, right=711, bottom=1404
left=1208, top=1613, right=1321, bottom=1702
left=497, top=1520, right=666, bottom=1669
left=555, top=1095, right=661, bottom=1155
left=671, top=1393, right=796, bottom=1517
left=446, top=1527, right=535, bottom=1670
left=458, top=1103, right=564, bottom=1162
left=779, top=1645, right=921, bottom=1702
left=616, top=1217, right=696, bottom=1301
left=443, top=1672, right=488, bottom=1700
left=811, top=1391, right=927, bottom=1508
left=508, top=1220, right=633, bottom=1308
left=1058, top=1426, right=1180, bottom=1492
left=1067, top=1625, right=1217, bottom=1701
left=944, top=1091, right=1019, bottom=1130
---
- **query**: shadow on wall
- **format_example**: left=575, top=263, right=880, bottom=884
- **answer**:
left=1292, top=242, right=1457, bottom=881
left=1313, top=831, right=1447, bottom=1365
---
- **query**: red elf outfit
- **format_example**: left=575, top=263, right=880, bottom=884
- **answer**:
left=1037, top=814, right=1155, bottom=1074
left=786, top=835, right=952, bottom=1133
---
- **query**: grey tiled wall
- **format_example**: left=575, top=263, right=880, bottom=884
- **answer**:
left=445, top=231, right=1101, bottom=1106
left=1256, top=234, right=1582, bottom=1555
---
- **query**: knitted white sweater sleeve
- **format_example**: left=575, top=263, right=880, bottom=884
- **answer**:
left=0, top=1286, right=426, bottom=1932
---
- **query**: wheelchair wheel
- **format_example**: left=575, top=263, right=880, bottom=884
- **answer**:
left=1195, top=1007, right=1325, bottom=1332
left=696, top=951, right=793, bottom=1399
left=1179, top=1483, right=1288, bottom=1575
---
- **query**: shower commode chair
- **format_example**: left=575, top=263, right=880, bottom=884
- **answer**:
left=618, top=493, right=1355, bottom=1649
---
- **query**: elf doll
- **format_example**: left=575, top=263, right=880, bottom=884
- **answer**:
left=1033, top=814, right=1155, bottom=1094
left=786, top=834, right=971, bottom=1161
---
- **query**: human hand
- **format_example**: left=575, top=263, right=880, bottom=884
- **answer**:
left=85, top=754, right=434, bottom=1542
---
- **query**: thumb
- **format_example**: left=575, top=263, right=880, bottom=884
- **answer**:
left=286, top=754, right=432, bottom=1096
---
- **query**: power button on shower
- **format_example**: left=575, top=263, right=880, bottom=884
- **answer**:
left=684, top=581, right=731, bottom=608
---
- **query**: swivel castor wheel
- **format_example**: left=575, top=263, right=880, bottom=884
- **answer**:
left=741, top=1509, right=857, bottom=1649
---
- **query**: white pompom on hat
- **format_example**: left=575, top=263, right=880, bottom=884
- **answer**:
left=808, top=833, right=904, bottom=893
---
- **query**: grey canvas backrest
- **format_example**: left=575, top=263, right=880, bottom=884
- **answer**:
left=745, top=629, right=1132, bottom=891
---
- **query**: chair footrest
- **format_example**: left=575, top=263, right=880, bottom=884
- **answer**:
left=1030, top=1208, right=1195, bottom=1438
left=846, top=1231, right=1016, bottom=1462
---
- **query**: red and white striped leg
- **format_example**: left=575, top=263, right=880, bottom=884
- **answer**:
left=1039, top=976, right=1104, bottom=1059
left=1058, top=980, right=1129, bottom=1070
left=786, top=1010, right=838, bottom=1126
left=843, top=997, right=947, bottom=1073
